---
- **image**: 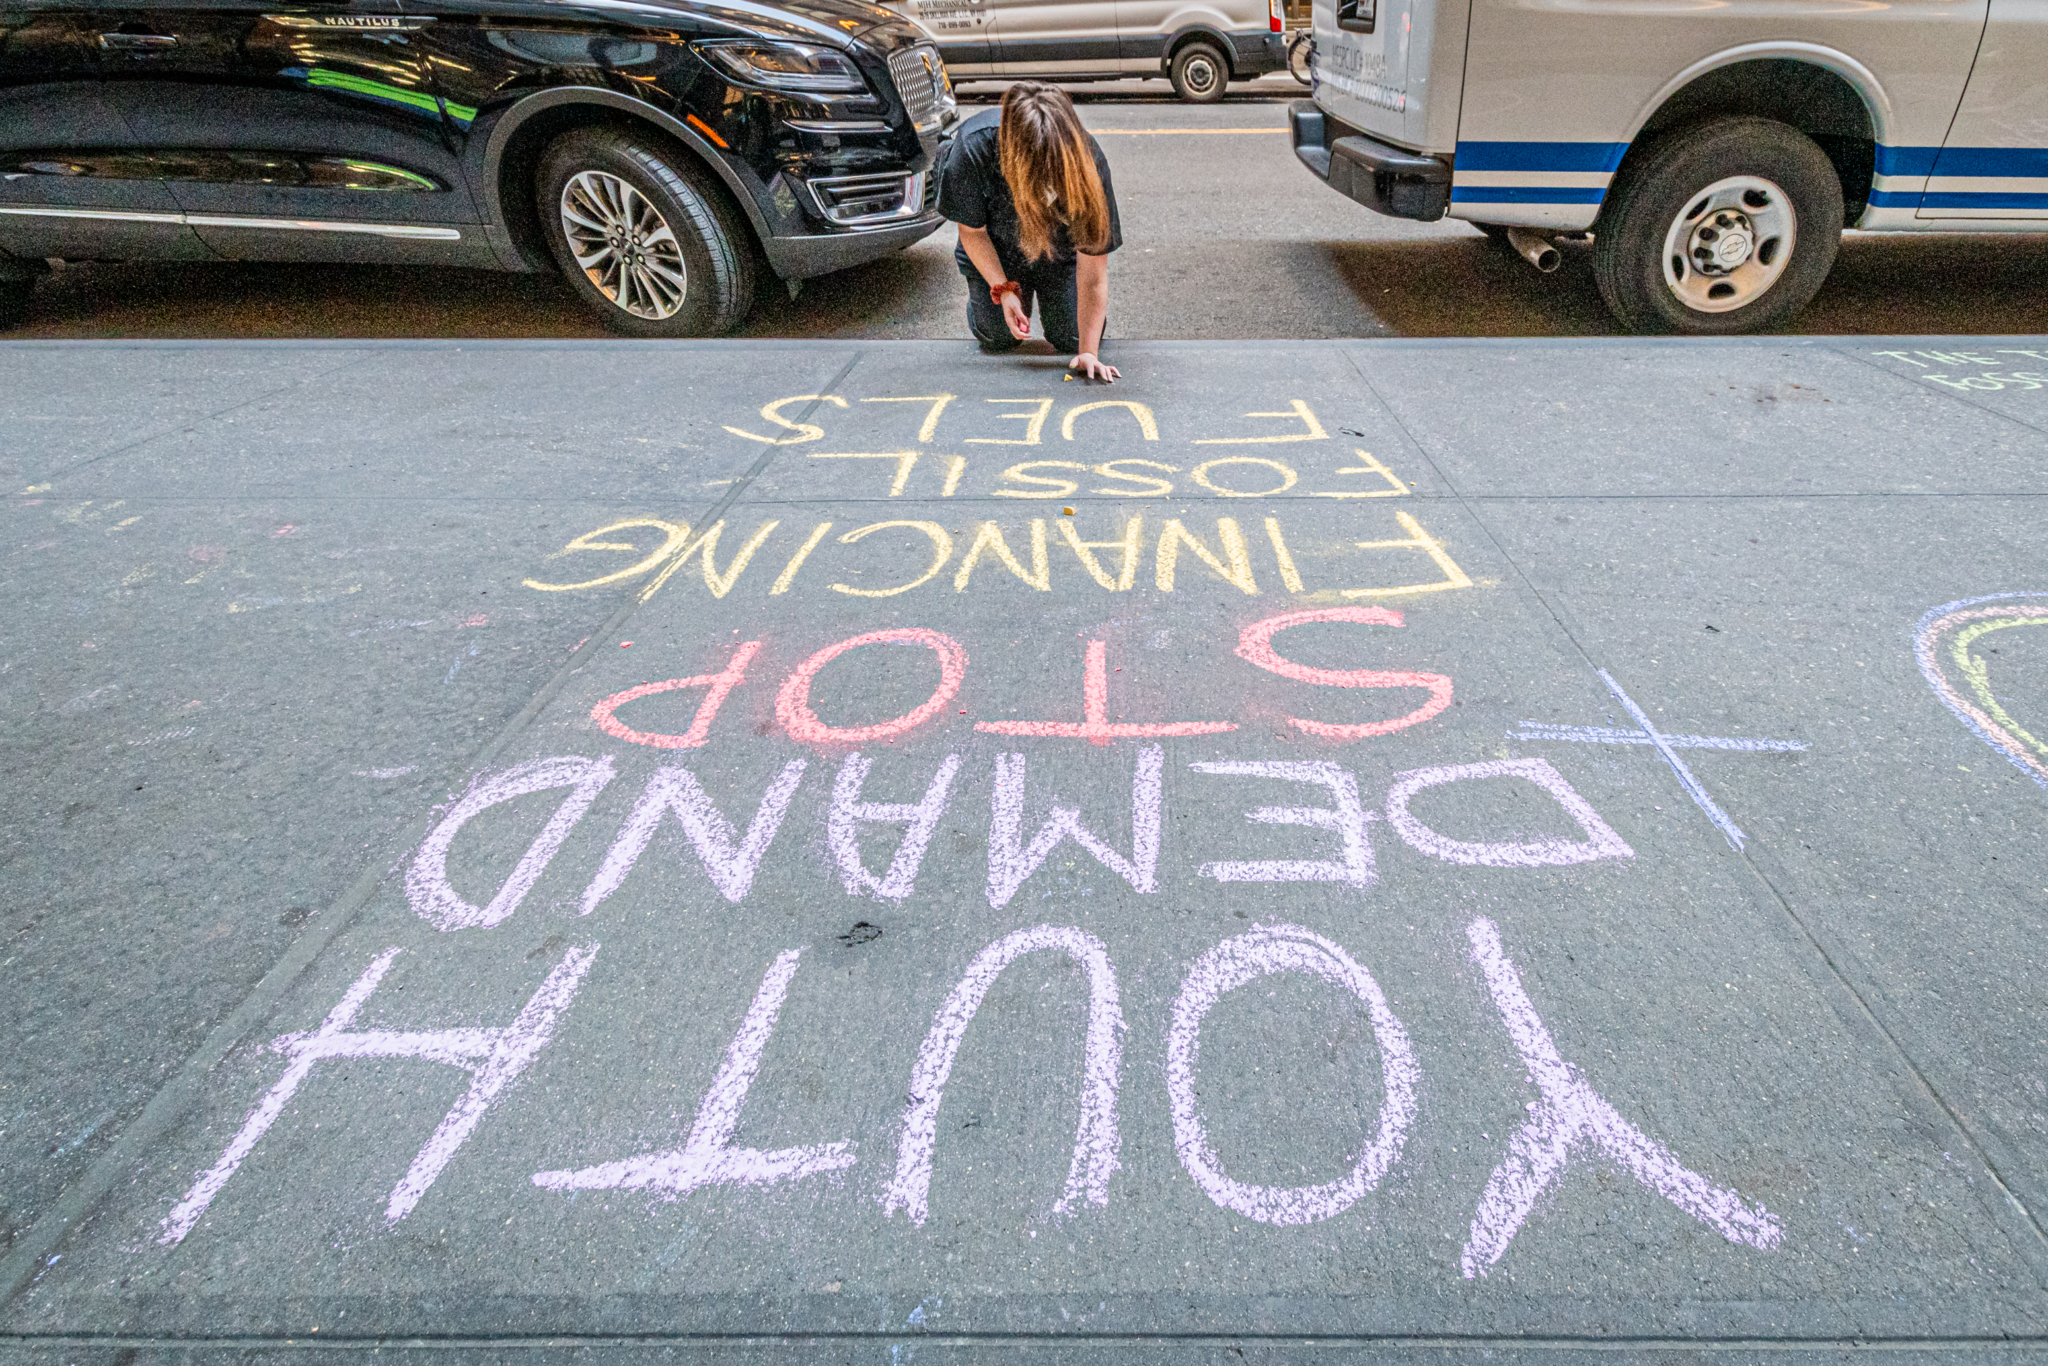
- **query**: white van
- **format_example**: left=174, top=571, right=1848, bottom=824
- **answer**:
left=888, top=0, right=1290, bottom=101
left=1291, top=0, right=2047, bottom=332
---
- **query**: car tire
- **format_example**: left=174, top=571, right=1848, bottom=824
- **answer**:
left=537, top=126, right=756, bottom=339
left=0, top=279, right=30, bottom=332
left=1170, top=41, right=1230, bottom=103
left=1591, top=116, right=1841, bottom=335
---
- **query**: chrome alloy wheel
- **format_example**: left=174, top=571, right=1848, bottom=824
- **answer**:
left=558, top=170, right=687, bottom=320
left=1660, top=175, right=1795, bottom=314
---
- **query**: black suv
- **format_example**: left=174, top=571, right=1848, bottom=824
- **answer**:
left=0, top=0, right=955, bottom=334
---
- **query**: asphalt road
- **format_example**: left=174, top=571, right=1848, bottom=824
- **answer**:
left=2, top=334, right=2047, bottom=1360
left=10, top=83, right=2048, bottom=342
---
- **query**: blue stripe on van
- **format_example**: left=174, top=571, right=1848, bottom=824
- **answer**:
left=1916, top=191, right=2048, bottom=210
left=1449, top=143, right=2048, bottom=211
left=1453, top=141, right=1627, bottom=173
left=1870, top=144, right=2048, bottom=210
left=1450, top=186, right=1608, bottom=204
left=1925, top=146, right=2048, bottom=179
left=1872, top=145, right=1941, bottom=178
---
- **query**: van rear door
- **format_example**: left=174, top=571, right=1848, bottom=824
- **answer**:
left=1916, top=0, right=2048, bottom=220
left=1311, top=0, right=1413, bottom=144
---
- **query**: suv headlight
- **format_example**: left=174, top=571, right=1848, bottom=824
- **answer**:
left=697, top=41, right=868, bottom=92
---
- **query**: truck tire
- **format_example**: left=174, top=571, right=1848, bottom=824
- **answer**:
left=1592, top=117, right=1841, bottom=335
left=1170, top=41, right=1230, bottom=103
left=537, top=126, right=756, bottom=339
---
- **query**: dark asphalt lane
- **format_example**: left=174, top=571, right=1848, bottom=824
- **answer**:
left=7, top=89, right=2048, bottom=343
left=1, top=337, right=2046, bottom=1360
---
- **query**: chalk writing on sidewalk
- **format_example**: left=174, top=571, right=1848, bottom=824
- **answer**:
left=527, top=510, right=1473, bottom=603
left=162, top=920, right=1784, bottom=1281
left=1914, top=591, right=2048, bottom=789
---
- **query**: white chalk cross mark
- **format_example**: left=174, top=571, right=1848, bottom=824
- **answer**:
left=1511, top=669, right=1806, bottom=850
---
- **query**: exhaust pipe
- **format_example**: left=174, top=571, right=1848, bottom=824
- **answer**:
left=1505, top=227, right=1561, bottom=274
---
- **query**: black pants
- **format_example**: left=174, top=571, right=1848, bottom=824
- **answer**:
left=957, top=246, right=1101, bottom=355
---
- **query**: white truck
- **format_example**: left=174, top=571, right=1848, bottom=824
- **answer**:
left=1290, top=0, right=2046, bottom=332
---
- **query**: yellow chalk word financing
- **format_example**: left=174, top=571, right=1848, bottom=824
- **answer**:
left=831, top=521, right=954, bottom=598
left=1059, top=516, right=1144, bottom=591
left=1156, top=518, right=1258, bottom=594
left=954, top=520, right=1051, bottom=591
left=523, top=519, right=692, bottom=593
left=1345, top=510, right=1473, bottom=597
left=639, top=520, right=782, bottom=602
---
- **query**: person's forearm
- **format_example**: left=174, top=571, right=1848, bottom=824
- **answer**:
left=1077, top=278, right=1107, bottom=357
left=1074, top=252, right=1109, bottom=357
left=957, top=225, right=1007, bottom=289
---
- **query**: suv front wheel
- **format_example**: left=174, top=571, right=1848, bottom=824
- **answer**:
left=537, top=126, right=756, bottom=338
left=1592, top=117, right=1842, bottom=335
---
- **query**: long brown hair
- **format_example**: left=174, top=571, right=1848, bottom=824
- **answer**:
left=998, top=83, right=1111, bottom=261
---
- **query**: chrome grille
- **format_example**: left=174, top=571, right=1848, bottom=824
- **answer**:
left=888, top=45, right=944, bottom=131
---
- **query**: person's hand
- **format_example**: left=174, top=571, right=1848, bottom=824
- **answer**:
left=1001, top=291, right=1031, bottom=340
left=1070, top=352, right=1120, bottom=383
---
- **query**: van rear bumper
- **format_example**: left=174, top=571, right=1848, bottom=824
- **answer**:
left=1228, top=29, right=1288, bottom=74
left=1290, top=100, right=1450, bottom=221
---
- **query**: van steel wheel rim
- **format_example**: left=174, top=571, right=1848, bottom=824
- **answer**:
left=1185, top=54, right=1219, bottom=92
left=1660, top=174, right=1794, bottom=315
left=559, top=170, right=688, bottom=320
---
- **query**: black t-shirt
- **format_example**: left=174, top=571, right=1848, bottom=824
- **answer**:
left=937, top=107, right=1123, bottom=267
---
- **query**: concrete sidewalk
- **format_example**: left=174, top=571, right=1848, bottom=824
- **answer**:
left=1, top=337, right=2045, bottom=1361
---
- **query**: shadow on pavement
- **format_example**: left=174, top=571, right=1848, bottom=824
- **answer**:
left=12, top=259, right=611, bottom=341
left=739, top=242, right=963, bottom=339
left=11, top=229, right=2048, bottom=341
left=1323, top=231, right=2048, bottom=338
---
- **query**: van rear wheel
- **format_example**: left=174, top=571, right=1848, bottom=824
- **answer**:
left=1170, top=41, right=1229, bottom=103
left=1592, top=117, right=1841, bottom=335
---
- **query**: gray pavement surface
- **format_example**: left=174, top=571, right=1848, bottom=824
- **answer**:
left=1, top=335, right=2047, bottom=1363
left=9, top=88, right=2048, bottom=342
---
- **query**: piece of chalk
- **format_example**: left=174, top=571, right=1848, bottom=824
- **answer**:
left=1063, top=507, right=1075, bottom=515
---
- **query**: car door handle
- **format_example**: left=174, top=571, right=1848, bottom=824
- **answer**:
left=99, top=31, right=179, bottom=50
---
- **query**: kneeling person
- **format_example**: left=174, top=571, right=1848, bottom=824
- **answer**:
left=940, top=82, right=1122, bottom=383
